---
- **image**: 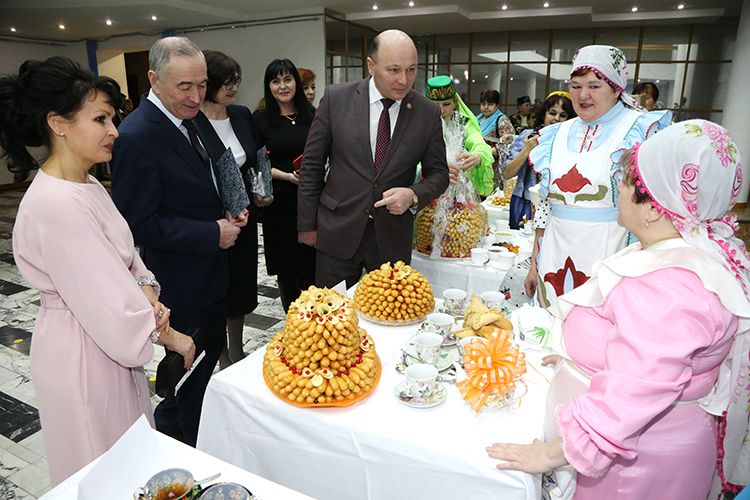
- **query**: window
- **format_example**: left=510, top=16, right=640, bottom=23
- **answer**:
left=325, top=20, right=738, bottom=120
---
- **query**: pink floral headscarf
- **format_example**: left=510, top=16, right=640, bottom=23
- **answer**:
left=625, top=119, right=748, bottom=294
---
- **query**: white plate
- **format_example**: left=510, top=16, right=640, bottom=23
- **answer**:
left=403, top=343, right=455, bottom=371
left=394, top=381, right=447, bottom=408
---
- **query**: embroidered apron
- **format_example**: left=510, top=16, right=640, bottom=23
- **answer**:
left=535, top=109, right=641, bottom=307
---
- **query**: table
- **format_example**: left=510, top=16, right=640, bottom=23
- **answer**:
left=197, top=303, right=552, bottom=500
left=42, top=417, right=311, bottom=500
left=410, top=250, right=509, bottom=297
left=409, top=229, right=534, bottom=297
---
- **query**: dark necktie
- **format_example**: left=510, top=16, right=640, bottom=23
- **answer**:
left=182, top=119, right=210, bottom=168
left=373, top=98, right=395, bottom=174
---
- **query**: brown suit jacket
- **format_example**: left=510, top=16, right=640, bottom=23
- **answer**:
left=297, top=78, right=449, bottom=262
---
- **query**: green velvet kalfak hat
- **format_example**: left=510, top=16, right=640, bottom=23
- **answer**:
left=425, top=75, right=456, bottom=101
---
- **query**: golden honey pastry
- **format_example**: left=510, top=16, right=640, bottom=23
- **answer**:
left=414, top=203, right=488, bottom=258
left=263, top=286, right=381, bottom=407
left=455, top=293, right=512, bottom=339
left=354, top=261, right=435, bottom=324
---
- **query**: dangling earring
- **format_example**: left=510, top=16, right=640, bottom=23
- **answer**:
left=55, top=131, right=64, bottom=137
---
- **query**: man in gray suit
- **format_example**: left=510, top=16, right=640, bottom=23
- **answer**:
left=297, top=29, right=449, bottom=288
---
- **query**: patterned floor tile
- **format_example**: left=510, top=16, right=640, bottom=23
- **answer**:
left=0, top=392, right=40, bottom=443
left=0, top=281, right=29, bottom=297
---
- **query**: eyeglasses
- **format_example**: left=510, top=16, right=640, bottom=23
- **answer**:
left=223, top=77, right=242, bottom=89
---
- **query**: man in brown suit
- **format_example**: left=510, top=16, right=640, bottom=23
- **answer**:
left=297, top=30, right=449, bottom=288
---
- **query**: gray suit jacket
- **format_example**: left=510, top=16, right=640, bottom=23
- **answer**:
left=297, top=78, right=449, bottom=262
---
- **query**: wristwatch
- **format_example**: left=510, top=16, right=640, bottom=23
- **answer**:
left=409, top=192, right=419, bottom=215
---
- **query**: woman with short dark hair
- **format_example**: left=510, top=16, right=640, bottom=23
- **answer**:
left=194, top=50, right=265, bottom=368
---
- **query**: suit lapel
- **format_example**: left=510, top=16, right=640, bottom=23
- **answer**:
left=142, top=99, right=216, bottom=188
left=375, top=91, right=414, bottom=181
left=355, top=80, right=374, bottom=176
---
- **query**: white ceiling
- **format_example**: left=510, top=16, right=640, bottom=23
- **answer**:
left=0, top=0, right=743, bottom=43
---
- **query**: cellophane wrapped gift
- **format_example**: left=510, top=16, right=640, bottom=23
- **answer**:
left=249, top=146, right=274, bottom=199
left=415, top=172, right=489, bottom=258
left=415, top=114, right=489, bottom=258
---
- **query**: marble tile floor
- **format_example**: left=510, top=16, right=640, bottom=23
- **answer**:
left=0, top=187, right=288, bottom=498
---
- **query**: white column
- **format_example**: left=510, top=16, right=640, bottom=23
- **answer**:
left=722, top=0, right=750, bottom=203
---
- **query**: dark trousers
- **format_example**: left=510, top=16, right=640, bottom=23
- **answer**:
left=315, top=221, right=385, bottom=290
left=154, top=299, right=226, bottom=446
left=277, top=270, right=315, bottom=312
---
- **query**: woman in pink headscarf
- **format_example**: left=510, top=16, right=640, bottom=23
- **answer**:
left=488, top=120, right=750, bottom=499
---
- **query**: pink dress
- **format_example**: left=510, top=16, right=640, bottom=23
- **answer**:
left=12, top=170, right=156, bottom=485
left=558, top=268, right=737, bottom=499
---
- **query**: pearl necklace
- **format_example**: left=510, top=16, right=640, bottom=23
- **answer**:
left=283, top=113, right=298, bottom=125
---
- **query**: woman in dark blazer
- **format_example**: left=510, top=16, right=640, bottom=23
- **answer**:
left=194, top=50, right=266, bottom=368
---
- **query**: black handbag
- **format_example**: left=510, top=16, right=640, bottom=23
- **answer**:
left=155, top=327, right=201, bottom=398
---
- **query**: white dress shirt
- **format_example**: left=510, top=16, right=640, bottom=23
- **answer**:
left=368, top=77, right=402, bottom=161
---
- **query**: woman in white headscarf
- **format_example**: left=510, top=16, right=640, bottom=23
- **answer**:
left=488, top=120, right=750, bottom=499
left=525, top=45, right=672, bottom=307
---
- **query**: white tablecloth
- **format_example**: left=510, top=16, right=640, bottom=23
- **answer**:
left=410, top=251, right=509, bottom=296
left=42, top=417, right=311, bottom=500
left=197, top=305, right=552, bottom=500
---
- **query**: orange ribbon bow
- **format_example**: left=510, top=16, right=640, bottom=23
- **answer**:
left=457, top=330, right=526, bottom=412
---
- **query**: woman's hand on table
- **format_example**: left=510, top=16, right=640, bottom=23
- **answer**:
left=541, top=354, right=561, bottom=366
left=486, top=438, right=567, bottom=474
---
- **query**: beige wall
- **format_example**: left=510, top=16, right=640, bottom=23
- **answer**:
left=0, top=15, right=326, bottom=186
left=0, top=39, right=88, bottom=185
left=97, top=53, right=128, bottom=98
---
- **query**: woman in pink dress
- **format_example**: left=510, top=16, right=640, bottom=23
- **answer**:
left=0, top=57, right=195, bottom=485
left=487, top=120, right=750, bottom=499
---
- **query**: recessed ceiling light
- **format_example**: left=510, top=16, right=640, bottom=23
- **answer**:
left=10, top=27, right=16, bottom=32
left=655, top=79, right=660, bottom=83
left=151, top=15, right=158, bottom=21
left=472, top=79, right=476, bottom=83
left=510, top=77, right=514, bottom=81
left=501, top=4, right=509, bottom=10
left=677, top=3, right=685, bottom=9
left=484, top=75, right=488, bottom=79
left=58, top=24, right=66, bottom=30
left=408, top=1, right=415, bottom=6
left=543, top=2, right=550, bottom=7
left=106, top=19, right=112, bottom=26
left=631, top=6, right=638, bottom=12
left=372, top=4, right=378, bottom=10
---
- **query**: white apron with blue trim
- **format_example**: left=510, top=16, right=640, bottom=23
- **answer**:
left=535, top=109, right=641, bottom=307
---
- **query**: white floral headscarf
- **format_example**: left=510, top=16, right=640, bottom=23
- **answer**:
left=617, top=119, right=750, bottom=495
left=572, top=45, right=641, bottom=110
left=626, top=119, right=748, bottom=293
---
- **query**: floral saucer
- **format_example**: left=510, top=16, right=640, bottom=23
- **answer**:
left=480, top=380, right=528, bottom=412
left=394, top=381, right=447, bottom=408
left=403, top=343, right=455, bottom=371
